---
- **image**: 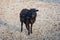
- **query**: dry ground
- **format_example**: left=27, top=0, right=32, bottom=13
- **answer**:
left=0, top=0, right=60, bottom=40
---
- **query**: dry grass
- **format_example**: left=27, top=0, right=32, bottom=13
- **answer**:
left=0, top=0, right=60, bottom=40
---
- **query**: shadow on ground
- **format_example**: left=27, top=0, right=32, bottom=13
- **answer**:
left=0, top=20, right=21, bottom=32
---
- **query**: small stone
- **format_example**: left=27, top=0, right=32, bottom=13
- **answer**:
left=2, top=32, right=4, bottom=34
left=54, top=24, right=57, bottom=26
left=4, top=23, right=7, bottom=25
left=58, top=23, right=60, bottom=25
left=43, top=38, right=45, bottom=40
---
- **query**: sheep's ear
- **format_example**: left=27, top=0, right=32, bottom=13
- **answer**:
left=36, top=10, right=39, bottom=11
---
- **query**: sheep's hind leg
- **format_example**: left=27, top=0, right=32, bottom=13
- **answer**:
left=31, top=24, right=33, bottom=33
left=21, top=22, right=23, bottom=32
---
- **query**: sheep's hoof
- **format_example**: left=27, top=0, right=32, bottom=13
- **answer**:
left=21, top=31, right=22, bottom=32
left=21, top=29, right=23, bottom=32
left=31, top=31, right=32, bottom=34
left=28, top=32, right=30, bottom=35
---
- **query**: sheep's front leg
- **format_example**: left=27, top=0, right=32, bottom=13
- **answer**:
left=27, top=24, right=30, bottom=35
left=21, top=22, right=23, bottom=32
left=28, top=27, right=30, bottom=35
left=25, top=24, right=28, bottom=30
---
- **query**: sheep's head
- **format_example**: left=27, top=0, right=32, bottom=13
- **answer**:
left=30, top=8, right=39, bottom=12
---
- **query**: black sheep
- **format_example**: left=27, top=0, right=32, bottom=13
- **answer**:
left=20, top=8, right=38, bottom=35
